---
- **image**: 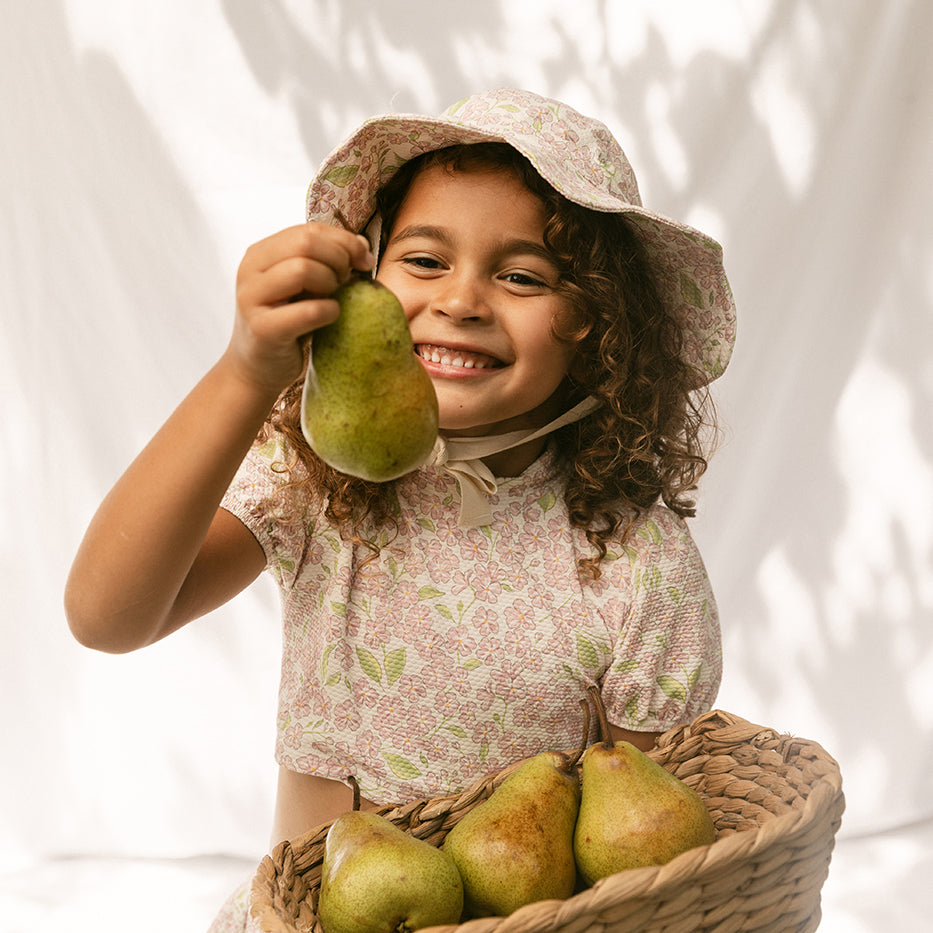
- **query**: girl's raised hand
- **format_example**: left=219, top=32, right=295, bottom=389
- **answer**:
left=227, top=222, right=375, bottom=397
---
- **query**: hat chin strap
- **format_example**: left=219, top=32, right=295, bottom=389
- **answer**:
left=430, top=396, right=601, bottom=528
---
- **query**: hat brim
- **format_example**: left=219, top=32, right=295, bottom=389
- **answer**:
left=306, top=108, right=735, bottom=383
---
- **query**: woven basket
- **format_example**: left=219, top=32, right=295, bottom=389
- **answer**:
left=248, top=710, right=844, bottom=933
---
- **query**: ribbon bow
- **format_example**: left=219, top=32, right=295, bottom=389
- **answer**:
left=430, top=396, right=601, bottom=527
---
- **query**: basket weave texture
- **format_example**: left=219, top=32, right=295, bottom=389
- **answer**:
left=248, top=710, right=844, bottom=933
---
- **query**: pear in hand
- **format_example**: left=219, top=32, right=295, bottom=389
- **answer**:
left=443, top=712, right=588, bottom=918
left=301, top=277, right=438, bottom=481
left=573, top=685, right=715, bottom=884
left=317, top=779, right=463, bottom=933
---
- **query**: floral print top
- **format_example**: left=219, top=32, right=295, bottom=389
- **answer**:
left=221, top=436, right=721, bottom=805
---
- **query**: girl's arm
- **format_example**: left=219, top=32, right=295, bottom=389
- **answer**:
left=64, top=223, right=374, bottom=653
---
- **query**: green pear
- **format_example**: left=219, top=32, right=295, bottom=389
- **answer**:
left=301, top=278, right=438, bottom=481
left=317, top=810, right=463, bottom=933
left=573, top=687, right=715, bottom=884
left=443, top=750, right=581, bottom=917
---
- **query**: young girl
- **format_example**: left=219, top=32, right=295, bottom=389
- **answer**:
left=65, top=88, right=736, bottom=928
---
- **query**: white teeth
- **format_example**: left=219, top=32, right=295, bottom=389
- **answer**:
left=420, top=345, right=493, bottom=369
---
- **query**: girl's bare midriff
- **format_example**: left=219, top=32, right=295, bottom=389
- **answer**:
left=271, top=767, right=379, bottom=847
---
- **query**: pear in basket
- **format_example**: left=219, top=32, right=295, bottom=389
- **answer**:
left=301, top=277, right=439, bottom=482
left=317, top=778, right=463, bottom=933
left=442, top=709, right=589, bottom=917
left=573, top=685, right=716, bottom=885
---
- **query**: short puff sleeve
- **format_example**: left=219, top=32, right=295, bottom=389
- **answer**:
left=219, top=437, right=320, bottom=591
left=599, top=507, right=721, bottom=733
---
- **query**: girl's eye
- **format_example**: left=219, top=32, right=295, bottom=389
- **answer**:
left=503, top=271, right=548, bottom=288
left=402, top=256, right=444, bottom=270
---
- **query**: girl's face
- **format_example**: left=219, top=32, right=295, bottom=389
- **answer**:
left=376, top=164, right=578, bottom=437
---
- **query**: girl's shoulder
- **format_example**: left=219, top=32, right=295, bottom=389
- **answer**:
left=610, top=501, right=707, bottom=575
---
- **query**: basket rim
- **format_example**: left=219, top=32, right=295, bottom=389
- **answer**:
left=248, top=709, right=845, bottom=933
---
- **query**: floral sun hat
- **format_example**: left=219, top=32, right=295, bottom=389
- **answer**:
left=306, top=87, right=736, bottom=384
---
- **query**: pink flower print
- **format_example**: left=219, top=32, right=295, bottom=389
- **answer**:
left=306, top=189, right=334, bottom=217
left=509, top=699, right=542, bottom=734
left=470, top=605, right=500, bottom=638
left=376, top=694, right=405, bottom=731
left=469, top=561, right=505, bottom=603
left=419, top=657, right=458, bottom=694
left=361, top=615, right=392, bottom=650
left=413, top=624, right=450, bottom=665
left=491, top=660, right=528, bottom=704
left=474, top=680, right=501, bottom=713
left=355, top=568, right=393, bottom=600
left=517, top=521, right=548, bottom=552
left=471, top=716, right=500, bottom=748
left=434, top=689, right=463, bottom=721
left=445, top=624, right=478, bottom=658
left=291, top=693, right=316, bottom=721
left=354, top=729, right=384, bottom=763
left=332, top=699, right=362, bottom=732
left=500, top=622, right=533, bottom=660
left=503, top=598, right=537, bottom=635
left=458, top=532, right=490, bottom=563
left=551, top=598, right=587, bottom=634
left=446, top=662, right=477, bottom=697
left=407, top=703, right=437, bottom=736
left=473, top=638, right=505, bottom=666
left=282, top=721, right=304, bottom=749
left=352, top=677, right=381, bottom=710
left=424, top=729, right=453, bottom=762
left=498, top=729, right=536, bottom=765
left=423, top=537, right=455, bottom=582
left=448, top=569, right=475, bottom=596
left=293, top=755, right=331, bottom=778
left=394, top=673, right=428, bottom=705
left=390, top=575, right=422, bottom=609
left=600, top=596, right=631, bottom=638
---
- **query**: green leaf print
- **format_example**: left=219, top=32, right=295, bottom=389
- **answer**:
left=356, top=646, right=382, bottom=683
left=624, top=695, right=639, bottom=726
left=419, top=586, right=444, bottom=600
left=330, top=601, right=347, bottom=617
left=680, top=272, right=705, bottom=309
left=324, top=164, right=360, bottom=187
left=613, top=659, right=639, bottom=674
left=321, top=644, right=335, bottom=677
left=443, top=723, right=468, bottom=738
left=384, top=647, right=406, bottom=685
left=576, top=634, right=600, bottom=669
left=384, top=753, right=422, bottom=779
left=645, top=519, right=663, bottom=546
left=537, top=490, right=557, bottom=513
left=657, top=675, right=687, bottom=702
left=462, top=658, right=482, bottom=671
left=688, top=663, right=703, bottom=690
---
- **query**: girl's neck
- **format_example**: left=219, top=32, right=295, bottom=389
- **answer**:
left=481, top=436, right=547, bottom=478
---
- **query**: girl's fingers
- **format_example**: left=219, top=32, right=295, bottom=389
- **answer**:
left=239, top=223, right=374, bottom=294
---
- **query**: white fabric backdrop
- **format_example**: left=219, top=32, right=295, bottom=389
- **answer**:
left=3, top=0, right=932, bottom=926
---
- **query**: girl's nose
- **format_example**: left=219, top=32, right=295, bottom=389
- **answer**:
left=428, top=272, right=492, bottom=323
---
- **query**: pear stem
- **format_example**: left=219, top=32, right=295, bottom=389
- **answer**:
left=347, top=774, right=361, bottom=811
left=586, top=683, right=613, bottom=748
left=570, top=698, right=591, bottom=768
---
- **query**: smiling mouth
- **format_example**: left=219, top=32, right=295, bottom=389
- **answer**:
left=415, top=344, right=504, bottom=370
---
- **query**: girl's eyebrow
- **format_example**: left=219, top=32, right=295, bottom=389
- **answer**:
left=391, top=224, right=556, bottom=264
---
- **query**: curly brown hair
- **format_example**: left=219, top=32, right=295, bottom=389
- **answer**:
left=261, top=143, right=717, bottom=577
